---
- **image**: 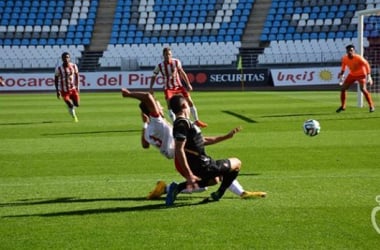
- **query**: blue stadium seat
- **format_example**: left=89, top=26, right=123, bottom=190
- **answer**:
left=276, top=34, right=284, bottom=40
left=57, top=38, right=65, bottom=45
left=336, top=32, right=345, bottom=39
left=125, top=37, right=133, bottom=44
left=82, top=38, right=91, bottom=45
left=301, top=33, right=309, bottom=40
left=109, top=37, right=118, bottom=44
left=39, top=38, right=47, bottom=45
left=167, top=36, right=175, bottom=43
left=268, top=34, right=276, bottom=41
left=279, top=27, right=287, bottom=34
left=327, top=32, right=335, bottom=39
left=260, top=34, right=268, bottom=41
left=117, top=37, right=126, bottom=44
left=284, top=33, right=293, bottom=40
left=47, top=38, right=56, bottom=45
left=345, top=31, right=353, bottom=38
left=21, top=39, right=30, bottom=45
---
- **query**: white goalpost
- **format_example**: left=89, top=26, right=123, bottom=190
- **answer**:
left=357, top=8, right=380, bottom=107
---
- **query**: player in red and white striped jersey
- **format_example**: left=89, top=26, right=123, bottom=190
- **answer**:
left=149, top=47, right=207, bottom=128
left=54, top=52, right=80, bottom=122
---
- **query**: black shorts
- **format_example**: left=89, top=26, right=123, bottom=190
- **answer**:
left=189, top=155, right=231, bottom=180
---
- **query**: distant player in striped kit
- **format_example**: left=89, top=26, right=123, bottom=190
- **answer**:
left=149, top=47, right=208, bottom=127
left=54, top=52, right=80, bottom=122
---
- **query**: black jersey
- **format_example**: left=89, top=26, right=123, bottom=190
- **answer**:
left=173, top=117, right=205, bottom=156
left=173, top=117, right=231, bottom=178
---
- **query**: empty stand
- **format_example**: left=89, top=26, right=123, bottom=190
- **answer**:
left=0, top=0, right=96, bottom=69
left=258, top=0, right=375, bottom=64
left=1, top=0, right=379, bottom=69
left=101, top=0, right=252, bottom=67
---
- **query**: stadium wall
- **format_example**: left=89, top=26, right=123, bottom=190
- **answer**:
left=0, top=66, right=342, bottom=92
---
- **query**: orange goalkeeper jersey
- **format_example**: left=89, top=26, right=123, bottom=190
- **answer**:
left=341, top=54, right=371, bottom=76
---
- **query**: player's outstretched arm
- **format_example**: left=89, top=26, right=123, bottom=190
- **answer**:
left=203, top=126, right=242, bottom=146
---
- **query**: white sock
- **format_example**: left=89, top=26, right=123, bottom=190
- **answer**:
left=68, top=107, right=75, bottom=117
left=168, top=109, right=176, bottom=122
left=190, top=106, right=199, bottom=121
left=181, top=187, right=208, bottom=194
left=228, top=180, right=244, bottom=196
left=165, top=185, right=207, bottom=194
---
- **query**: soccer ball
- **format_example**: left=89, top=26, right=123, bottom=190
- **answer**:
left=303, top=119, right=321, bottom=137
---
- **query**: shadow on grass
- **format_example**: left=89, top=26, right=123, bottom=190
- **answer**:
left=239, top=173, right=261, bottom=176
left=222, top=110, right=257, bottom=123
left=1, top=196, right=218, bottom=218
left=0, top=197, right=147, bottom=207
left=0, top=121, right=64, bottom=126
left=41, top=129, right=140, bottom=136
left=261, top=112, right=333, bottom=118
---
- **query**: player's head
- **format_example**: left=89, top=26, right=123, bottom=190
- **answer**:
left=162, top=47, right=172, bottom=63
left=345, top=45, right=355, bottom=58
left=61, top=52, right=71, bottom=64
left=169, top=95, right=188, bottom=115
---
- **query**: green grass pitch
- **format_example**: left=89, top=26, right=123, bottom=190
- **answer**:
left=0, top=90, right=379, bottom=249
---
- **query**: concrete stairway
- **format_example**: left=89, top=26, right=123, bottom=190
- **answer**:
left=239, top=0, right=272, bottom=67
left=79, top=0, right=117, bottom=71
left=241, top=0, right=271, bottom=47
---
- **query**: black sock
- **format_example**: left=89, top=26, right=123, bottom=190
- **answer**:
left=196, top=179, right=210, bottom=188
left=216, top=170, right=239, bottom=199
left=177, top=182, right=187, bottom=193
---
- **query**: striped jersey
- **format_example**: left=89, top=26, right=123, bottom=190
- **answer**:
left=55, top=62, right=79, bottom=92
left=153, top=58, right=183, bottom=90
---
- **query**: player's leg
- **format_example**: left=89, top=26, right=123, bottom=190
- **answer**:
left=68, top=90, right=79, bottom=122
left=164, top=89, right=177, bottom=121
left=229, top=179, right=267, bottom=199
left=121, top=88, right=161, bottom=114
left=174, top=157, right=208, bottom=193
left=61, top=92, right=77, bottom=121
left=183, top=94, right=208, bottom=128
left=146, top=180, right=208, bottom=200
left=359, top=82, right=375, bottom=112
left=336, top=76, right=353, bottom=112
left=71, top=89, right=80, bottom=107
left=200, top=158, right=240, bottom=202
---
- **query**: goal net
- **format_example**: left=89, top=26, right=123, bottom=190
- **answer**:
left=357, top=8, right=380, bottom=107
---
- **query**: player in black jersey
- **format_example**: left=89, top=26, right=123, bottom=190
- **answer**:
left=166, top=94, right=243, bottom=205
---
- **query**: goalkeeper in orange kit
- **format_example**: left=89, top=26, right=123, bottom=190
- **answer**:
left=337, top=44, right=375, bottom=113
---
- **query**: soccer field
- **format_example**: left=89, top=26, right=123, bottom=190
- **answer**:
left=0, top=90, right=379, bottom=249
